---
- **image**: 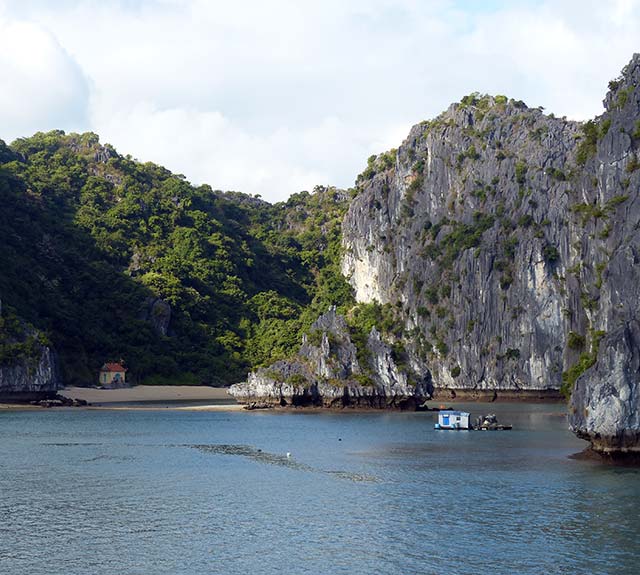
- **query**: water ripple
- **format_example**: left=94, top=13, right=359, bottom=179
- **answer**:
left=2, top=406, right=639, bottom=575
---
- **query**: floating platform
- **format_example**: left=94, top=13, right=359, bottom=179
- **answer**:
left=434, top=411, right=513, bottom=431
left=434, top=424, right=513, bottom=431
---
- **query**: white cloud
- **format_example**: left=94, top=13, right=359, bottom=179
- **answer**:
left=95, top=103, right=385, bottom=202
left=0, top=15, right=89, bottom=141
left=0, top=0, right=639, bottom=200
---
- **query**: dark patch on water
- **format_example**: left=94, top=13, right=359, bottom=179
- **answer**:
left=188, top=443, right=379, bottom=483
left=42, top=442, right=106, bottom=447
left=82, top=454, right=135, bottom=463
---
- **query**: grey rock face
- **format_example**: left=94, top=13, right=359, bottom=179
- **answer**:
left=0, top=336, right=60, bottom=400
left=0, top=297, right=60, bottom=399
left=0, top=344, right=59, bottom=399
left=343, top=95, right=578, bottom=395
left=143, top=297, right=172, bottom=337
left=570, top=323, right=640, bottom=453
left=342, top=54, right=640, bottom=453
left=229, top=308, right=428, bottom=409
left=567, top=55, right=640, bottom=454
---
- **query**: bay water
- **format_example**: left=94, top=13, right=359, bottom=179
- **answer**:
left=1, top=403, right=639, bottom=574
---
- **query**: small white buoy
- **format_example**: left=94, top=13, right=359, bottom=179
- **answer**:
left=286, top=452, right=291, bottom=458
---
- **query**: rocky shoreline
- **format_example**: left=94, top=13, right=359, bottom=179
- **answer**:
left=234, top=388, right=564, bottom=411
left=431, top=388, right=564, bottom=403
left=229, top=308, right=430, bottom=410
left=229, top=308, right=566, bottom=412
left=0, top=392, right=88, bottom=408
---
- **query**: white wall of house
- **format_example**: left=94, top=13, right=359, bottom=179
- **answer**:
left=438, top=411, right=470, bottom=429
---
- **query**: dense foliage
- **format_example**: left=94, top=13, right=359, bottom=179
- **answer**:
left=0, top=131, right=355, bottom=385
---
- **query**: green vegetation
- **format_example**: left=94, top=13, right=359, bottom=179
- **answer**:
left=571, top=195, right=629, bottom=226
left=546, top=167, right=566, bottom=181
left=348, top=302, right=397, bottom=337
left=356, top=149, right=397, bottom=185
left=0, top=131, right=354, bottom=385
left=499, top=269, right=513, bottom=290
left=352, top=373, right=374, bottom=387
left=605, top=194, right=629, bottom=210
left=347, top=301, right=399, bottom=370
left=595, top=261, right=607, bottom=290
left=616, top=86, right=633, bottom=108
left=286, top=373, right=309, bottom=386
left=406, top=174, right=423, bottom=204
left=515, top=161, right=528, bottom=185
left=460, top=92, right=488, bottom=107
left=456, top=145, right=481, bottom=167
left=626, top=155, right=640, bottom=173
left=435, top=339, right=449, bottom=356
left=0, top=307, right=49, bottom=365
left=571, top=201, right=606, bottom=224
left=542, top=244, right=560, bottom=264
left=576, top=122, right=598, bottom=164
left=567, top=331, right=585, bottom=350
left=608, top=77, right=622, bottom=91
left=517, top=214, right=534, bottom=227
left=561, top=330, right=606, bottom=399
left=428, top=213, right=495, bottom=268
left=504, top=348, right=520, bottom=360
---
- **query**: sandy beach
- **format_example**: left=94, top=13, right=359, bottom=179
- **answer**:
left=59, top=385, right=243, bottom=411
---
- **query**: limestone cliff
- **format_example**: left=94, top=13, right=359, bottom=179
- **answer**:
left=229, top=308, right=430, bottom=409
left=341, top=55, right=640, bottom=453
left=342, top=93, right=579, bottom=395
left=567, top=55, right=640, bottom=456
left=0, top=301, right=60, bottom=400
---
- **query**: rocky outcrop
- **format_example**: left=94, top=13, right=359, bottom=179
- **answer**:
left=0, top=302, right=60, bottom=400
left=567, top=55, right=640, bottom=456
left=0, top=345, right=59, bottom=400
left=342, top=94, right=579, bottom=395
left=570, top=323, right=640, bottom=455
left=229, top=308, right=430, bottom=409
left=142, top=297, right=172, bottom=337
left=341, top=54, right=640, bottom=454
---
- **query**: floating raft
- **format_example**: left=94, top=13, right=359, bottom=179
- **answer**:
left=434, top=412, right=513, bottom=431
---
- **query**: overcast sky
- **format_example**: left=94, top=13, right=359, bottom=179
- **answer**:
left=1, top=0, right=639, bottom=202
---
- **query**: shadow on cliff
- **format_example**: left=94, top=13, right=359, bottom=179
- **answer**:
left=0, top=156, right=171, bottom=385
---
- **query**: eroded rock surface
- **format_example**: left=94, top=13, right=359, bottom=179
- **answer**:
left=567, top=56, right=640, bottom=455
left=0, top=331, right=59, bottom=401
left=341, top=55, right=640, bottom=453
left=229, top=308, right=430, bottom=409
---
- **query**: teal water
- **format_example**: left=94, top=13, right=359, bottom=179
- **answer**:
left=1, top=403, right=639, bottom=575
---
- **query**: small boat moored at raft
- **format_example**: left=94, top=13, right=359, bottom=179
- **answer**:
left=434, top=410, right=512, bottom=431
left=474, top=413, right=512, bottom=431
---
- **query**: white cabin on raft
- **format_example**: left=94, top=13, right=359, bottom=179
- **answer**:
left=435, top=410, right=470, bottom=430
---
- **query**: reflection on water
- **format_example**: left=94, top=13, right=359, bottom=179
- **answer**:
left=0, top=404, right=639, bottom=575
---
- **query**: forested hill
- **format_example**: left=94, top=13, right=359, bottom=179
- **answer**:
left=0, top=131, right=355, bottom=385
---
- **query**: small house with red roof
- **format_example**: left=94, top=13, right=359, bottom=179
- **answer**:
left=99, top=362, right=127, bottom=387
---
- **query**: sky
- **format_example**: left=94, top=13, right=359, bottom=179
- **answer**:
left=0, top=0, right=639, bottom=202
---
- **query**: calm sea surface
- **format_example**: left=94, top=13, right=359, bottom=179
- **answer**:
left=1, top=403, right=639, bottom=575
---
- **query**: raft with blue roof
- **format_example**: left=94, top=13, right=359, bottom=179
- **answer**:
left=434, top=410, right=512, bottom=430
